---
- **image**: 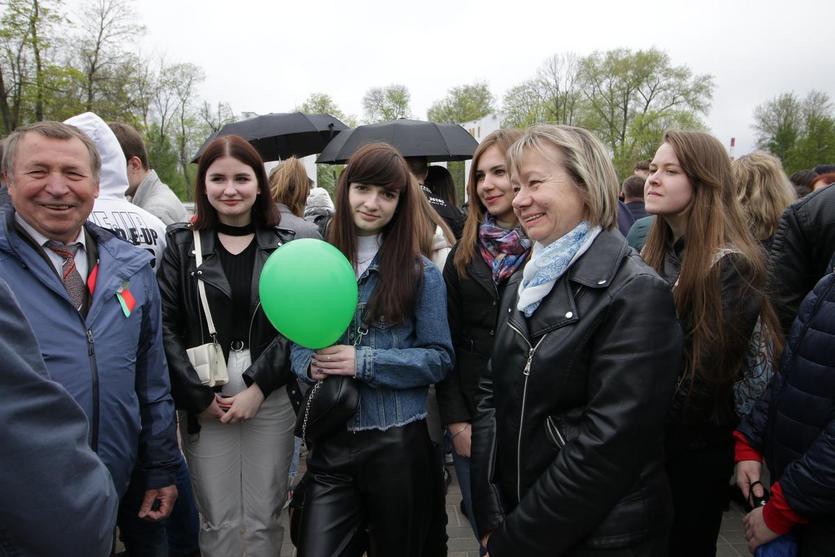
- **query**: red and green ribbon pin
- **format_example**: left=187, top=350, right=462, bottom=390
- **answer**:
left=116, top=281, right=136, bottom=318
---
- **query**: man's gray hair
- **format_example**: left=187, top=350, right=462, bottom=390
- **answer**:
left=2, top=121, right=102, bottom=181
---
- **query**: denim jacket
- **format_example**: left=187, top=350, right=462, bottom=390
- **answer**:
left=291, top=256, right=453, bottom=431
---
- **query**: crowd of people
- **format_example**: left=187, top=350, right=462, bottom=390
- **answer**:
left=1, top=112, right=834, bottom=557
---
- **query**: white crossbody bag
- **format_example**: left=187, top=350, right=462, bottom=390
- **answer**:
left=186, top=228, right=229, bottom=387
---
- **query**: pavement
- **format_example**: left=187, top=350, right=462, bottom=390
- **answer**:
left=279, top=462, right=753, bottom=557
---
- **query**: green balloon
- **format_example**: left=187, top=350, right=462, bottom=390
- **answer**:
left=259, top=238, right=358, bottom=349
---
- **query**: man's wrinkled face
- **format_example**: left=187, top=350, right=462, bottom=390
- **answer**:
left=7, top=133, right=99, bottom=243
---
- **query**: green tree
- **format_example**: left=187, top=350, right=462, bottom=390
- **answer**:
left=362, top=84, right=410, bottom=123
left=427, top=82, right=494, bottom=124
left=501, top=54, right=583, bottom=128
left=754, top=91, right=835, bottom=173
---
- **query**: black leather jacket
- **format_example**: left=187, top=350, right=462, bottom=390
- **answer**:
left=157, top=222, right=308, bottom=431
left=471, top=230, right=683, bottom=556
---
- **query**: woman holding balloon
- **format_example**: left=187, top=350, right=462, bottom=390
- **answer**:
left=289, top=143, right=454, bottom=557
left=157, top=135, right=319, bottom=556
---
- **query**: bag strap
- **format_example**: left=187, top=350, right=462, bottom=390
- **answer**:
left=192, top=228, right=218, bottom=338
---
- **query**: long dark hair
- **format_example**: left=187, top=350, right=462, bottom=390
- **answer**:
left=329, top=143, right=421, bottom=324
left=193, top=135, right=279, bottom=230
left=642, top=130, right=782, bottom=388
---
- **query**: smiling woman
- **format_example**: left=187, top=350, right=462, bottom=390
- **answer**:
left=157, top=134, right=319, bottom=556
left=471, top=125, right=682, bottom=557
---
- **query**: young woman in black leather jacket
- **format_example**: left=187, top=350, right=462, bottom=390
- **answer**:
left=157, top=135, right=317, bottom=556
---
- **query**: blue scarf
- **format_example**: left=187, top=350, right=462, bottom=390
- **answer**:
left=517, top=221, right=600, bottom=317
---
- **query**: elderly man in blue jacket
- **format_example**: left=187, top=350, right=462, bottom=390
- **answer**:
left=0, top=121, right=179, bottom=534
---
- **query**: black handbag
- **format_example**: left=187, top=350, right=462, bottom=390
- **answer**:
left=294, top=375, right=359, bottom=442
left=293, top=316, right=367, bottom=443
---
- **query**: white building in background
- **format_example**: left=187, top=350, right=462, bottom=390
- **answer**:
left=458, top=112, right=504, bottom=202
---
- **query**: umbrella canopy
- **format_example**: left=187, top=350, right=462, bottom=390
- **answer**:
left=192, top=112, right=348, bottom=163
left=316, top=119, right=478, bottom=164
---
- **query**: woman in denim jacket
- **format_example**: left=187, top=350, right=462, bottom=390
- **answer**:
left=291, top=143, right=454, bottom=557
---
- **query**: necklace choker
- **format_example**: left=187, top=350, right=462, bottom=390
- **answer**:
left=217, top=222, right=255, bottom=236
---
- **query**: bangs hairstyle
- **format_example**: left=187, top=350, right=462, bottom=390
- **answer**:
left=732, top=151, right=796, bottom=241
left=193, top=135, right=278, bottom=230
left=507, top=124, right=619, bottom=230
left=642, top=130, right=782, bottom=391
left=329, top=143, right=421, bottom=323
left=454, top=128, right=522, bottom=277
left=269, top=156, right=311, bottom=218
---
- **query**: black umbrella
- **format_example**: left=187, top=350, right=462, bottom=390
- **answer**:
left=316, top=119, right=478, bottom=164
left=192, top=112, right=348, bottom=163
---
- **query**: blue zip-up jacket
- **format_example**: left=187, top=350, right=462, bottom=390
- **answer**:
left=0, top=277, right=118, bottom=557
left=291, top=256, right=453, bottom=431
left=0, top=204, right=179, bottom=497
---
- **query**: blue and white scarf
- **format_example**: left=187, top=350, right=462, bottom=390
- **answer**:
left=517, top=221, right=601, bottom=317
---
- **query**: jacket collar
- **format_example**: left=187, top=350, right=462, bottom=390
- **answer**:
left=131, top=169, right=160, bottom=206
left=507, top=228, right=628, bottom=341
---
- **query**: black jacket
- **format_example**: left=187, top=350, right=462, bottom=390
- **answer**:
left=659, top=241, right=762, bottom=448
left=437, top=243, right=509, bottom=426
left=768, top=185, right=835, bottom=336
left=157, top=223, right=309, bottom=430
left=738, top=269, right=835, bottom=551
left=471, top=229, right=682, bottom=556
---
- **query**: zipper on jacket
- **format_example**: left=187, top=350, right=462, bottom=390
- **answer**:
left=507, top=320, right=547, bottom=504
left=86, top=328, right=100, bottom=452
left=248, top=301, right=260, bottom=353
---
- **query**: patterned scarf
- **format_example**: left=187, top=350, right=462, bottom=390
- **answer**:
left=517, top=221, right=601, bottom=317
left=478, top=213, right=531, bottom=285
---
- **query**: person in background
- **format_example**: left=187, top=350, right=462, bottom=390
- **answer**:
left=633, top=159, right=651, bottom=179
left=472, top=125, right=680, bottom=557
left=291, top=143, right=453, bottom=557
left=268, top=156, right=322, bottom=239
left=810, top=171, right=835, bottom=192
left=407, top=155, right=465, bottom=239
left=438, top=129, right=528, bottom=549
left=641, top=130, right=781, bottom=556
left=425, top=164, right=459, bottom=208
left=109, top=121, right=189, bottom=225
left=64, top=112, right=168, bottom=269
left=731, top=151, right=796, bottom=251
left=158, top=135, right=309, bottom=556
left=622, top=175, right=648, bottom=221
left=304, top=184, right=335, bottom=238
left=0, top=121, right=180, bottom=545
left=735, top=259, right=835, bottom=556
left=0, top=276, right=119, bottom=557
left=788, top=169, right=817, bottom=199
left=768, top=184, right=835, bottom=335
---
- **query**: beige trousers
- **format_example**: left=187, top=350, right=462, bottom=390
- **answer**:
left=182, top=349, right=296, bottom=556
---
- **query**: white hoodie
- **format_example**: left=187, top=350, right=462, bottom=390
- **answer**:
left=64, top=112, right=167, bottom=270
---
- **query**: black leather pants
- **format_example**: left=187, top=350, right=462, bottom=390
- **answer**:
left=297, top=419, right=445, bottom=557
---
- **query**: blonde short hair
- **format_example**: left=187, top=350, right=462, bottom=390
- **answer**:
left=507, top=124, right=618, bottom=230
left=732, top=151, right=796, bottom=241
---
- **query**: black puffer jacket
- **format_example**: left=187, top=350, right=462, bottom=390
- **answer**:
left=437, top=242, right=511, bottom=426
left=157, top=223, right=310, bottom=431
left=738, top=267, right=835, bottom=552
left=768, top=184, right=835, bottom=336
left=471, top=229, right=682, bottom=556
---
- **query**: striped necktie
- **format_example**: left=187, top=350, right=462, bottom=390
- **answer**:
left=45, top=240, right=88, bottom=315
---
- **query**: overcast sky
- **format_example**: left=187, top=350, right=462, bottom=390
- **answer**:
left=130, top=0, right=835, bottom=156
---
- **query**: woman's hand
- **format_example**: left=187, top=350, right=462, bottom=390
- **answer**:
left=743, top=506, right=779, bottom=552
left=311, top=345, right=356, bottom=377
left=217, top=384, right=265, bottom=424
left=448, top=422, right=472, bottom=458
left=199, top=398, right=225, bottom=421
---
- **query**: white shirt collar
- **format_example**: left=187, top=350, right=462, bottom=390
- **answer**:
left=15, top=212, right=87, bottom=250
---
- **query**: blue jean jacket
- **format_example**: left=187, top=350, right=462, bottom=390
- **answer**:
left=291, top=256, right=453, bottom=431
